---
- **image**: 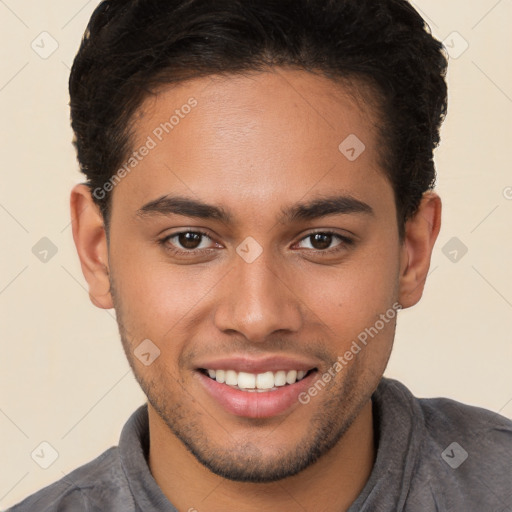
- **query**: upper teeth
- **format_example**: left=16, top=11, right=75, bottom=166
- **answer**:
left=206, top=369, right=307, bottom=390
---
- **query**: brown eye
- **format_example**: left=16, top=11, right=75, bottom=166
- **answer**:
left=295, top=232, right=353, bottom=253
left=178, top=232, right=203, bottom=249
left=161, top=231, right=217, bottom=253
left=309, top=233, right=333, bottom=250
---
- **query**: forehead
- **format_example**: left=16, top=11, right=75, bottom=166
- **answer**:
left=113, top=69, right=391, bottom=218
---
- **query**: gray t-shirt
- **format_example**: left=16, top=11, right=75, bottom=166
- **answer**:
left=7, top=377, right=512, bottom=511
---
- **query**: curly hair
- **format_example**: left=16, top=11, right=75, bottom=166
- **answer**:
left=69, top=0, right=448, bottom=235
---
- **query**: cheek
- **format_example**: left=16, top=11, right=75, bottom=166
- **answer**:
left=301, top=241, right=401, bottom=341
left=110, top=245, right=221, bottom=340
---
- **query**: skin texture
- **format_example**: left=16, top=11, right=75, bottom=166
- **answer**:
left=71, top=69, right=441, bottom=511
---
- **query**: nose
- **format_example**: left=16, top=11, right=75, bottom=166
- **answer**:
left=213, top=250, right=303, bottom=343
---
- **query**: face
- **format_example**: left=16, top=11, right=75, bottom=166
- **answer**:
left=73, top=69, right=439, bottom=483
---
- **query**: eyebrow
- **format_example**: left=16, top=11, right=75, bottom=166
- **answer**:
left=135, top=194, right=374, bottom=223
left=136, top=195, right=232, bottom=223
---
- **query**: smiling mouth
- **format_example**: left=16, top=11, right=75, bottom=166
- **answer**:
left=198, top=368, right=317, bottom=392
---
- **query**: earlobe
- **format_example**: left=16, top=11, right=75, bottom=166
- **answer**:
left=398, top=192, right=442, bottom=309
left=70, top=184, right=114, bottom=309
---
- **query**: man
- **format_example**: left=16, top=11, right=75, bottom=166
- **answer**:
left=8, top=0, right=512, bottom=510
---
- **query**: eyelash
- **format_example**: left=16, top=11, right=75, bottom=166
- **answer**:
left=158, top=230, right=354, bottom=257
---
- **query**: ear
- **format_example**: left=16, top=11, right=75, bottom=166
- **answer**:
left=70, top=184, right=113, bottom=309
left=398, top=192, right=442, bottom=309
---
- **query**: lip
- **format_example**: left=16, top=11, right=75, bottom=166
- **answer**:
left=195, top=355, right=318, bottom=374
left=196, top=368, right=318, bottom=418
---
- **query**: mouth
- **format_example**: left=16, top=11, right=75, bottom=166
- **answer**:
left=195, top=365, right=319, bottom=418
left=198, top=368, right=316, bottom=392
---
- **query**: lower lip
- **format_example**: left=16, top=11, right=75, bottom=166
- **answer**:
left=196, top=370, right=317, bottom=418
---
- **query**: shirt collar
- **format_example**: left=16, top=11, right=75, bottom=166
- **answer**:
left=119, top=404, right=178, bottom=511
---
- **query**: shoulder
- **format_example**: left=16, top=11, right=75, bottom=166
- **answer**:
left=385, top=379, right=512, bottom=510
left=379, top=377, right=512, bottom=444
left=6, top=446, right=134, bottom=512
left=418, top=392, right=512, bottom=452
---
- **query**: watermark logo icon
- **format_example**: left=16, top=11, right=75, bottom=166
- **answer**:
left=32, top=237, right=58, bottom=263
left=442, top=237, right=468, bottom=263
left=134, top=339, right=161, bottom=366
left=443, top=32, right=469, bottom=59
left=31, top=32, right=59, bottom=59
left=31, top=441, right=59, bottom=469
left=236, top=236, right=263, bottom=264
left=339, top=134, right=366, bottom=161
left=441, top=442, right=468, bottom=469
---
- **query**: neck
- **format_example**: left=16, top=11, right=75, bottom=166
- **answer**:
left=147, top=400, right=375, bottom=512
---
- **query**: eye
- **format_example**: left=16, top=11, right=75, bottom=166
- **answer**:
left=160, top=230, right=218, bottom=252
left=159, top=230, right=353, bottom=258
left=295, top=232, right=353, bottom=252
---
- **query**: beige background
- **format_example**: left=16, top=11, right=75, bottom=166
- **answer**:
left=1, top=0, right=511, bottom=508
